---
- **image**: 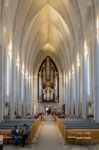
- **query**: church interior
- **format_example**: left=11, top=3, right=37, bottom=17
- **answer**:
left=0, top=0, right=99, bottom=149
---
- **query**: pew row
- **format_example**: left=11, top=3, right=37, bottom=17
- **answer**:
left=55, top=116, right=99, bottom=144
left=0, top=116, right=42, bottom=144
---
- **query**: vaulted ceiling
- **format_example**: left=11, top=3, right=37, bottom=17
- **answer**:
left=3, top=0, right=92, bottom=75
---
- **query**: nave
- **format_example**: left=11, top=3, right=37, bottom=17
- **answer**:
left=3, top=116, right=99, bottom=150
left=1, top=0, right=99, bottom=149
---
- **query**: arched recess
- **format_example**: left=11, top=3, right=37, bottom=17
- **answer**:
left=38, top=56, right=59, bottom=103
left=32, top=51, right=64, bottom=113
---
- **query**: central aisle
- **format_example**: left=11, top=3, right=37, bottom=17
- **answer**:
left=4, top=116, right=99, bottom=150
left=33, top=116, right=64, bottom=150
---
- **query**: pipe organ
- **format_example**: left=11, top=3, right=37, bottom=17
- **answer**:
left=38, top=56, right=59, bottom=103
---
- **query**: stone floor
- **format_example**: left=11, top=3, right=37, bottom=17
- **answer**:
left=3, top=116, right=99, bottom=150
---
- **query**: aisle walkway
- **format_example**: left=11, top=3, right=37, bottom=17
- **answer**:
left=32, top=116, right=65, bottom=150
left=4, top=116, right=99, bottom=150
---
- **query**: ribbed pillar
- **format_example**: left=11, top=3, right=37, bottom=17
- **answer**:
left=26, top=79, right=28, bottom=114
left=29, top=78, right=32, bottom=114
left=82, top=62, right=87, bottom=119
left=75, top=67, right=80, bottom=116
left=27, top=75, right=31, bottom=114
left=68, top=76, right=71, bottom=114
left=65, top=77, right=69, bottom=115
left=3, top=51, right=7, bottom=116
left=13, top=64, right=17, bottom=116
left=31, top=77, right=34, bottom=114
left=17, top=71, right=22, bottom=116
left=33, top=76, right=38, bottom=113
left=63, top=77, right=65, bottom=106
left=15, top=65, right=18, bottom=115
left=70, top=74, right=74, bottom=115
left=64, top=75, right=67, bottom=114
left=22, top=74, right=26, bottom=115
left=9, top=56, right=15, bottom=119
left=29, top=81, right=32, bottom=114
left=59, top=76, right=63, bottom=106
left=0, top=0, right=4, bottom=122
left=93, top=0, right=99, bottom=122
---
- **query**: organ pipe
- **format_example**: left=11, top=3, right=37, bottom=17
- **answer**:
left=38, top=56, right=59, bottom=103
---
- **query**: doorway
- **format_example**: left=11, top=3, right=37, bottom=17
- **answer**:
left=45, top=106, right=51, bottom=115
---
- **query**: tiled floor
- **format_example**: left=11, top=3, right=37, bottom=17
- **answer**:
left=3, top=116, right=99, bottom=150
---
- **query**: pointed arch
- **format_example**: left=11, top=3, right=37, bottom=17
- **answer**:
left=38, top=56, right=59, bottom=103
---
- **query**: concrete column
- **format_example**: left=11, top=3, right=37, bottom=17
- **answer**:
left=13, top=64, right=17, bottom=116
left=26, top=78, right=29, bottom=114
left=27, top=77, right=30, bottom=114
left=65, top=79, right=68, bottom=114
left=71, top=74, right=74, bottom=115
left=75, top=67, right=80, bottom=116
left=14, top=64, right=18, bottom=115
left=63, top=74, right=66, bottom=106
left=94, top=43, right=99, bottom=122
left=0, top=0, right=4, bottom=122
left=28, top=77, right=30, bottom=114
left=92, top=0, right=99, bottom=122
left=17, top=70, right=22, bottom=116
left=33, top=76, right=38, bottom=113
left=27, top=75, right=31, bottom=114
left=28, top=77, right=31, bottom=114
left=82, top=51, right=88, bottom=119
left=22, top=73, right=26, bottom=115
left=31, top=76, right=34, bottom=114
left=72, top=70, right=76, bottom=115
left=3, top=51, right=8, bottom=116
left=63, top=75, right=67, bottom=113
left=68, top=75, right=71, bottom=114
left=9, top=56, right=15, bottom=119
left=29, top=81, right=32, bottom=114
left=23, top=77, right=27, bottom=115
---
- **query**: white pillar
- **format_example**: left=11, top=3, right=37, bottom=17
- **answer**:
left=17, top=70, right=22, bottom=116
left=0, top=0, right=4, bottom=122
left=9, top=56, right=15, bottom=119
left=93, top=1, right=99, bottom=122
left=82, top=53, right=88, bottom=119
left=65, top=78, right=68, bottom=114
left=26, top=78, right=29, bottom=114
left=75, top=67, right=80, bottom=116
left=68, top=75, right=71, bottom=114
left=71, top=67, right=76, bottom=115
left=23, top=76, right=27, bottom=115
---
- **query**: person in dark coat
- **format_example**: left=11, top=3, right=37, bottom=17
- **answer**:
left=21, top=124, right=31, bottom=147
left=11, top=125, right=21, bottom=145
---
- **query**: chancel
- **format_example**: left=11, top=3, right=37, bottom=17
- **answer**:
left=1, top=0, right=99, bottom=150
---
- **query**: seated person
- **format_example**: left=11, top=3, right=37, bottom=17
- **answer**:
left=60, top=113, right=65, bottom=119
left=11, top=125, right=21, bottom=145
left=21, top=124, right=31, bottom=147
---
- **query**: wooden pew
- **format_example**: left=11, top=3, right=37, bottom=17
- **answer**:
left=55, top=116, right=99, bottom=144
left=0, top=116, right=42, bottom=144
